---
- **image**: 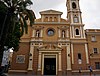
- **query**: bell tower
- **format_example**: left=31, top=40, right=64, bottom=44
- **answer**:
left=66, top=0, right=85, bottom=39
left=66, top=0, right=89, bottom=74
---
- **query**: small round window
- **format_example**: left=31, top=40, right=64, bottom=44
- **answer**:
left=47, top=29, right=55, bottom=36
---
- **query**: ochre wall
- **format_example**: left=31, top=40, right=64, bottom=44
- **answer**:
left=11, top=42, right=30, bottom=70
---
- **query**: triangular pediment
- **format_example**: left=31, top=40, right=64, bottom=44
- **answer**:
left=39, top=9, right=63, bottom=15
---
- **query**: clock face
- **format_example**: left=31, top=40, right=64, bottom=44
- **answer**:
left=47, top=29, right=54, bottom=36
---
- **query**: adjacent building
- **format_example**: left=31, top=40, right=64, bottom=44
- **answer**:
left=9, top=0, right=100, bottom=75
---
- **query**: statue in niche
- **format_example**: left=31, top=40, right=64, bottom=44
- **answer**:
left=62, top=30, right=65, bottom=38
left=36, top=30, right=40, bottom=37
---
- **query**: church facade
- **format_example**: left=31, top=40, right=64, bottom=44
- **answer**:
left=9, top=0, right=100, bottom=75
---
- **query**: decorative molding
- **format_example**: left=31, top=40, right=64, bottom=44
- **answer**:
left=34, top=22, right=69, bottom=25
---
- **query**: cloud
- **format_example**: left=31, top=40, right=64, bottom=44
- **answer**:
left=80, top=0, right=100, bottom=29
left=31, top=0, right=100, bottom=29
left=31, top=0, right=66, bottom=18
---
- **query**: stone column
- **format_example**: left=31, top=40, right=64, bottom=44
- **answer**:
left=80, top=26, right=82, bottom=38
left=32, top=30, right=35, bottom=37
left=38, top=52, right=42, bottom=71
left=58, top=52, right=62, bottom=75
left=67, top=44, right=72, bottom=75
left=28, top=43, right=34, bottom=71
left=72, top=26, right=74, bottom=38
left=41, top=30, right=43, bottom=37
left=71, top=44, right=74, bottom=64
left=70, top=27, right=72, bottom=38
left=83, top=28, right=86, bottom=38
left=66, top=29, right=69, bottom=38
left=67, top=45, right=71, bottom=70
left=59, top=52, right=62, bottom=71
left=58, top=15, right=60, bottom=22
left=85, top=44, right=89, bottom=64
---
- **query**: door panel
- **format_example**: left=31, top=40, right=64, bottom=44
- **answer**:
left=44, top=58, right=56, bottom=75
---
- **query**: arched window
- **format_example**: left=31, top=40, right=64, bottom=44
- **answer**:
left=72, top=2, right=77, bottom=9
left=45, top=17, right=48, bottom=22
left=50, top=17, right=52, bottom=21
left=54, top=17, right=57, bottom=22
left=76, top=29, right=79, bottom=35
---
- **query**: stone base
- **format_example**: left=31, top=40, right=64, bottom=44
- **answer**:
left=67, top=70, right=72, bottom=76
left=27, top=70, right=34, bottom=74
left=58, top=71, right=62, bottom=76
left=37, top=70, right=41, bottom=75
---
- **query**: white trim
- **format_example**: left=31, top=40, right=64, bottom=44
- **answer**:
left=72, top=26, right=75, bottom=38
left=32, top=30, right=35, bottom=37
left=42, top=54, right=44, bottom=75
left=66, top=29, right=69, bottom=37
left=9, top=70, right=27, bottom=73
left=58, top=15, right=60, bottom=22
left=41, top=30, right=43, bottom=37
left=70, top=26, right=72, bottom=38
left=75, top=28, right=80, bottom=36
left=38, top=52, right=42, bottom=71
left=80, top=26, right=83, bottom=38
left=71, top=44, right=74, bottom=64
left=67, top=45, right=72, bottom=70
left=85, top=44, right=89, bottom=64
left=83, top=28, right=86, bottom=38
left=59, top=52, right=62, bottom=71
left=28, top=44, right=34, bottom=70
left=42, top=54, right=58, bottom=75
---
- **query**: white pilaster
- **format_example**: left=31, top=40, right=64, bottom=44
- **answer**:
left=38, top=52, right=42, bottom=71
left=80, top=26, right=83, bottom=38
left=28, top=43, right=34, bottom=70
left=41, top=30, right=43, bottom=37
left=58, top=15, right=60, bottom=22
left=48, top=17, right=50, bottom=21
left=85, top=44, right=89, bottom=64
left=71, top=44, right=74, bottom=64
left=70, top=26, right=72, bottom=38
left=32, top=30, right=35, bottom=37
left=72, top=26, right=75, bottom=38
left=41, top=15, right=44, bottom=22
left=59, top=52, right=62, bottom=71
left=83, top=28, right=86, bottom=38
left=67, top=45, right=71, bottom=70
left=66, top=29, right=69, bottom=37
left=58, top=29, right=61, bottom=38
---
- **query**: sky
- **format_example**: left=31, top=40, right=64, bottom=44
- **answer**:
left=30, top=0, right=100, bottom=29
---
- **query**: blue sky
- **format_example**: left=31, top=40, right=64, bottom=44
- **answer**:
left=31, top=0, right=100, bottom=29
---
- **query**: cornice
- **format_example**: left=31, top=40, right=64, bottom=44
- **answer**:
left=34, top=22, right=69, bottom=25
left=70, top=23, right=85, bottom=26
left=86, top=32, right=100, bottom=35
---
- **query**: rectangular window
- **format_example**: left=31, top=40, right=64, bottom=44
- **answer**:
left=95, top=62, right=100, bottom=69
left=91, top=36, right=96, bottom=41
left=93, top=48, right=98, bottom=54
left=76, top=29, right=80, bottom=35
left=78, top=53, right=82, bottom=64
left=78, top=53, right=81, bottom=59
